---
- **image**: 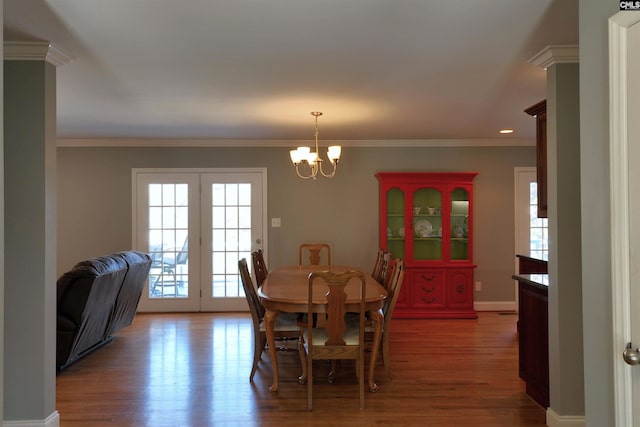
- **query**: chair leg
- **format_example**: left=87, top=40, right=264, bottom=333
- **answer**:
left=382, top=331, right=392, bottom=381
left=359, top=354, right=365, bottom=410
left=250, top=333, right=266, bottom=382
left=298, top=339, right=307, bottom=384
left=307, top=350, right=313, bottom=411
left=328, top=360, right=337, bottom=383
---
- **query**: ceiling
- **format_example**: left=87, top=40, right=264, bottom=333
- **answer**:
left=3, top=0, right=578, bottom=143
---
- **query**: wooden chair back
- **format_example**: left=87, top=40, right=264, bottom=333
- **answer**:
left=300, top=269, right=366, bottom=410
left=377, top=251, right=392, bottom=288
left=384, top=259, right=405, bottom=318
left=251, top=249, right=268, bottom=287
left=298, top=243, right=331, bottom=266
left=239, top=258, right=265, bottom=323
left=371, top=249, right=385, bottom=281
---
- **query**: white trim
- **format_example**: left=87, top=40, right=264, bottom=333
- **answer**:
left=131, top=167, right=268, bottom=175
left=609, top=11, right=640, bottom=427
left=474, top=301, right=516, bottom=312
left=57, top=138, right=534, bottom=148
left=3, top=411, right=60, bottom=427
left=546, top=408, right=585, bottom=427
left=529, top=45, right=579, bottom=69
left=4, top=41, right=73, bottom=66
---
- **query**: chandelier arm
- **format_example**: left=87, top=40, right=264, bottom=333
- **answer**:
left=318, top=159, right=337, bottom=178
left=295, top=162, right=317, bottom=180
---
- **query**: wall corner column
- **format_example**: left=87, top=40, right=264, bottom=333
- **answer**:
left=3, top=41, right=71, bottom=425
left=530, top=45, right=585, bottom=422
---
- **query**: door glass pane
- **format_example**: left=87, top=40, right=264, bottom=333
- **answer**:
left=211, top=183, right=251, bottom=298
left=148, top=183, right=189, bottom=298
left=413, top=187, right=442, bottom=260
left=529, top=182, right=549, bottom=260
left=450, top=187, right=469, bottom=260
left=386, top=187, right=405, bottom=259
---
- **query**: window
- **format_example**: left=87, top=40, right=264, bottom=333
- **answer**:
left=529, top=182, right=548, bottom=261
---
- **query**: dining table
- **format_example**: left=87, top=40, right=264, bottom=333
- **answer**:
left=258, top=264, right=388, bottom=392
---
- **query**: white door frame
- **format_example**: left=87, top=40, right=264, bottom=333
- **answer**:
left=609, top=11, right=640, bottom=426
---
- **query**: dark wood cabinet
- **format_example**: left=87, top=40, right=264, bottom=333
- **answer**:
left=515, top=276, right=549, bottom=408
left=525, top=100, right=547, bottom=218
left=516, top=254, right=548, bottom=274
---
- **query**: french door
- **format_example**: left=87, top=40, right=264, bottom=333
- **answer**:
left=133, top=168, right=267, bottom=312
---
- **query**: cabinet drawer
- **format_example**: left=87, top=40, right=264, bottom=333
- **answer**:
left=412, top=270, right=445, bottom=307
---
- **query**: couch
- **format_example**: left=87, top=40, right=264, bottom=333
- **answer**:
left=56, top=250, right=152, bottom=370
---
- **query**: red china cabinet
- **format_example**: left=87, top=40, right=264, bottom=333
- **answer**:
left=376, top=172, right=478, bottom=319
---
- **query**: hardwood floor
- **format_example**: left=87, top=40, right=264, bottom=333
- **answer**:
left=56, top=312, right=546, bottom=426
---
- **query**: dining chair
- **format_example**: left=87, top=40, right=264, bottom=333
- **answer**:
left=299, top=243, right=331, bottom=266
left=251, top=249, right=268, bottom=287
left=238, top=259, right=301, bottom=382
left=365, top=258, right=405, bottom=381
left=298, top=269, right=367, bottom=410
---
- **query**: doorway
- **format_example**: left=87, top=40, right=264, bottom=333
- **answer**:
left=132, top=168, right=267, bottom=312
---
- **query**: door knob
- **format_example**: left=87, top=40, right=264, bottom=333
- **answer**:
left=623, top=342, right=640, bottom=366
left=256, top=238, right=262, bottom=244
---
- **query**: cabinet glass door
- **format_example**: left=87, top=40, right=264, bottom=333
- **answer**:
left=412, top=187, right=443, bottom=261
left=386, top=187, right=405, bottom=259
left=450, top=187, right=470, bottom=260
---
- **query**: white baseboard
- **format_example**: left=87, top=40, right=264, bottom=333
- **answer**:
left=546, top=408, right=585, bottom=427
left=3, top=411, right=59, bottom=427
left=474, top=300, right=517, bottom=312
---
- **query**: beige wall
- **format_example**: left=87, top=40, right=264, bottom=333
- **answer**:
left=57, top=144, right=534, bottom=304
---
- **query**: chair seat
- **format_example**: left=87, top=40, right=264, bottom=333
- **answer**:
left=260, top=313, right=301, bottom=332
left=346, top=310, right=379, bottom=331
left=303, top=325, right=361, bottom=346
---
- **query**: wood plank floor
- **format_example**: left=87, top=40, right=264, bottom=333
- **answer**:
left=56, top=312, right=547, bottom=426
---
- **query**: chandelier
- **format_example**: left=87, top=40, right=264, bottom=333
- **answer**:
left=289, top=112, right=341, bottom=179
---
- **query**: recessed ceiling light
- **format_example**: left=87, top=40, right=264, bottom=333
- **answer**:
left=499, top=129, right=514, bottom=134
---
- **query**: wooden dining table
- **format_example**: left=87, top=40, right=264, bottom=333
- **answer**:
left=258, top=265, right=388, bottom=392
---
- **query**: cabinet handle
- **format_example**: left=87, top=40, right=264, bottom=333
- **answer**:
left=457, top=284, right=464, bottom=293
left=421, top=274, right=436, bottom=282
left=421, top=285, right=436, bottom=293
left=421, top=297, right=436, bottom=304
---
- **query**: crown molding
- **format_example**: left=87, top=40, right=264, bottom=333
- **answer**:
left=4, top=41, right=73, bottom=66
left=57, top=138, right=534, bottom=148
left=528, top=44, right=579, bottom=69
